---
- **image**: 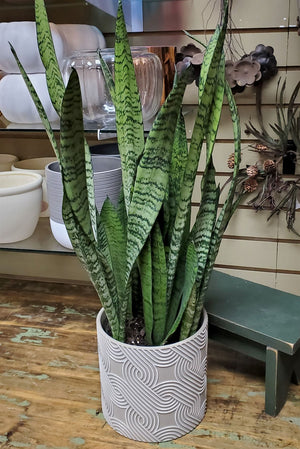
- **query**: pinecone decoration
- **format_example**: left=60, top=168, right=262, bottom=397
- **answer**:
left=246, top=164, right=259, bottom=177
left=227, top=153, right=235, bottom=169
left=263, top=159, right=276, bottom=173
left=244, top=178, right=258, bottom=193
left=255, top=143, right=269, bottom=152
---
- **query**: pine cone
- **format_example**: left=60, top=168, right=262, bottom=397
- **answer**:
left=246, top=164, right=259, bottom=177
left=263, top=159, right=276, bottom=173
left=227, top=153, right=235, bottom=169
left=244, top=178, right=258, bottom=193
left=255, top=143, right=269, bottom=152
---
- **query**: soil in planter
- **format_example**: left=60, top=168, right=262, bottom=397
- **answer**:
left=103, top=316, right=148, bottom=346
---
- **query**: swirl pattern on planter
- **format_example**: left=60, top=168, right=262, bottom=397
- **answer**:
left=96, top=308, right=208, bottom=442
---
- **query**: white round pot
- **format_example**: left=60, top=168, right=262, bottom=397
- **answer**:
left=0, top=153, right=19, bottom=171
left=96, top=308, right=208, bottom=443
left=12, top=157, right=57, bottom=217
left=45, top=156, right=122, bottom=249
left=0, top=21, right=64, bottom=73
left=0, top=73, right=59, bottom=124
left=0, top=171, right=42, bottom=243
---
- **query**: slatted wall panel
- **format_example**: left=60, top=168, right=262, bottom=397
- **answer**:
left=107, top=0, right=299, bottom=295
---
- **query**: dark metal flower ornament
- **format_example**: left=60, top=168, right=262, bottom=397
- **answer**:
left=175, top=44, right=204, bottom=85
left=244, top=44, right=278, bottom=82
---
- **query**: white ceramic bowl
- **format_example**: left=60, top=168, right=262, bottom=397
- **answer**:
left=0, top=154, right=19, bottom=171
left=12, top=157, right=57, bottom=217
left=0, top=171, right=43, bottom=243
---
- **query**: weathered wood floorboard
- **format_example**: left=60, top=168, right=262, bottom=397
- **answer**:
left=0, top=277, right=299, bottom=449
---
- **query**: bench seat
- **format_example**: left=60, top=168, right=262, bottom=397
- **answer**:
left=205, top=270, right=300, bottom=416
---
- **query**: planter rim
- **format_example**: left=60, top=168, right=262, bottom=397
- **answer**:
left=46, top=156, right=121, bottom=175
left=12, top=157, right=57, bottom=171
left=0, top=171, right=42, bottom=197
left=97, top=306, right=208, bottom=350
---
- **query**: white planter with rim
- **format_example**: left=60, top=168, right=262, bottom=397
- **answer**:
left=96, top=307, right=208, bottom=443
left=45, top=156, right=122, bottom=249
left=0, top=171, right=42, bottom=243
left=12, top=157, right=57, bottom=217
left=0, top=154, right=19, bottom=171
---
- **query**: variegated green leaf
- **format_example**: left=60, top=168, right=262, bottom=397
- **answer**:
left=125, top=72, right=191, bottom=286
left=151, top=221, right=167, bottom=345
left=163, top=241, right=198, bottom=343
left=179, top=284, right=197, bottom=341
left=9, top=43, right=60, bottom=161
left=114, top=0, right=144, bottom=212
left=164, top=111, right=188, bottom=244
left=138, top=236, right=153, bottom=345
left=98, top=49, right=116, bottom=103
left=166, top=2, right=228, bottom=302
left=35, top=0, right=65, bottom=114
left=59, top=70, right=95, bottom=241
left=99, top=199, right=127, bottom=316
left=62, top=196, right=121, bottom=340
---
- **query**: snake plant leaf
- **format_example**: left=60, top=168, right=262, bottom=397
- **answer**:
left=179, top=284, right=197, bottom=341
left=114, top=0, right=144, bottom=212
left=190, top=56, right=224, bottom=292
left=198, top=81, right=242, bottom=317
left=59, top=70, right=95, bottom=241
left=97, top=50, right=116, bottom=104
left=62, top=196, right=121, bottom=339
left=164, top=111, right=188, bottom=245
left=125, top=72, right=190, bottom=286
left=35, top=0, right=65, bottom=114
left=151, top=221, right=168, bottom=345
left=60, top=70, right=125, bottom=340
left=166, top=2, right=228, bottom=302
left=163, top=241, right=198, bottom=344
left=138, top=236, right=153, bottom=345
left=99, top=199, right=127, bottom=309
left=9, top=43, right=60, bottom=161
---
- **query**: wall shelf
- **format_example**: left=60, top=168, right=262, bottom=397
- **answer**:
left=0, top=218, right=73, bottom=255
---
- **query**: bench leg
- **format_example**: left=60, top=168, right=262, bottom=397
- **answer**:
left=265, top=347, right=294, bottom=416
left=291, top=351, right=300, bottom=385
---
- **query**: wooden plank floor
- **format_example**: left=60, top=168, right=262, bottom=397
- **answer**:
left=0, top=277, right=299, bottom=449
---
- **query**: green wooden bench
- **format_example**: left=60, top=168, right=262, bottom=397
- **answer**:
left=205, top=270, right=300, bottom=416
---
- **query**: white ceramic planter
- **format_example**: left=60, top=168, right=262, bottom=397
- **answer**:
left=0, top=22, right=64, bottom=73
left=0, top=171, right=42, bottom=243
left=0, top=153, right=19, bottom=171
left=12, top=157, right=57, bottom=217
left=96, top=308, right=208, bottom=443
left=45, top=156, right=122, bottom=249
left=0, top=74, right=59, bottom=124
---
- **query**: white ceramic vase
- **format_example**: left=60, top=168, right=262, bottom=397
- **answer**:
left=12, top=157, right=57, bottom=217
left=0, top=171, right=42, bottom=243
left=96, top=308, right=208, bottom=443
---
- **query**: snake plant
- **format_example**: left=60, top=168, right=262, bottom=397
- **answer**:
left=12, top=0, right=241, bottom=345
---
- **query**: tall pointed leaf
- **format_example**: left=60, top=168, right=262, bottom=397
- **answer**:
left=138, top=236, right=153, bottom=345
left=9, top=43, right=60, bottom=160
left=151, top=221, right=167, bottom=345
left=114, top=0, right=144, bottom=212
left=125, top=72, right=191, bottom=285
left=35, top=0, right=65, bottom=114
left=167, top=2, right=228, bottom=301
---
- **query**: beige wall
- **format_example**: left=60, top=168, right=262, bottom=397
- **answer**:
left=0, top=0, right=299, bottom=295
